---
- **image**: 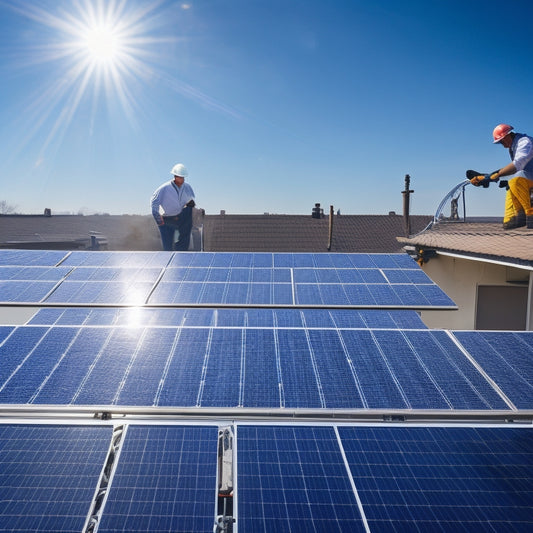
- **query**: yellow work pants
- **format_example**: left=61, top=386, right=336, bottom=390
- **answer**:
left=503, top=176, right=533, bottom=222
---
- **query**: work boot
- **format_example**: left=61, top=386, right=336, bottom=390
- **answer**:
left=502, top=212, right=526, bottom=230
left=527, top=216, right=533, bottom=229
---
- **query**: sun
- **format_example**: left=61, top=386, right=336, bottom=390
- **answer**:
left=82, top=24, right=122, bottom=64
left=2, top=0, right=169, bottom=156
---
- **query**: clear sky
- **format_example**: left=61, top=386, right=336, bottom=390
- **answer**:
left=1, top=0, right=532, bottom=217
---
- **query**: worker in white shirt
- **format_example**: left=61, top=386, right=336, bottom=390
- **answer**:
left=151, top=163, right=196, bottom=251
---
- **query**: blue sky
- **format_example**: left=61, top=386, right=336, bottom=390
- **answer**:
left=1, top=0, right=532, bottom=217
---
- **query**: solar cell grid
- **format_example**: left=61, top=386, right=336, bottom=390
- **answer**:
left=0, top=326, right=15, bottom=343
left=0, top=324, right=522, bottom=410
left=0, top=266, right=72, bottom=281
left=237, top=425, right=366, bottom=532
left=339, top=425, right=533, bottom=532
left=27, top=307, right=428, bottom=329
left=0, top=280, right=58, bottom=302
left=0, top=251, right=455, bottom=308
left=97, top=425, right=217, bottom=533
left=59, top=251, right=170, bottom=268
left=0, top=249, right=69, bottom=267
left=453, top=331, right=533, bottom=409
left=45, top=280, right=154, bottom=305
left=0, top=424, right=112, bottom=533
left=65, top=266, right=162, bottom=282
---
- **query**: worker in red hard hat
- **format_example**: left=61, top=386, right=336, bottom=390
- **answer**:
left=471, top=124, right=533, bottom=229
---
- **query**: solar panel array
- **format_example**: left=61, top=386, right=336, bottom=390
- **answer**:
left=1, top=423, right=531, bottom=532
left=0, top=250, right=531, bottom=532
left=0, top=250, right=456, bottom=308
left=1, top=324, right=527, bottom=410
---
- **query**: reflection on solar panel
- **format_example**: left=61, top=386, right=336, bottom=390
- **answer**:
left=339, top=425, right=533, bottom=531
left=237, top=425, right=367, bottom=532
left=0, top=424, right=112, bottom=532
left=97, top=425, right=217, bottom=533
left=0, top=251, right=456, bottom=308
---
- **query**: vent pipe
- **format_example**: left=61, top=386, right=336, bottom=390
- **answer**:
left=327, top=205, right=334, bottom=251
left=402, top=174, right=414, bottom=237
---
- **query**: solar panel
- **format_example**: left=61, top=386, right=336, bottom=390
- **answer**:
left=0, top=266, right=72, bottom=281
left=28, top=307, right=428, bottom=329
left=97, top=425, right=217, bottom=533
left=0, top=325, right=522, bottom=410
left=1, top=249, right=530, bottom=531
left=453, top=331, right=533, bottom=409
left=237, top=425, right=367, bottom=532
left=0, top=251, right=455, bottom=309
left=0, top=424, right=112, bottom=532
left=339, top=425, right=533, bottom=531
left=0, top=249, right=69, bottom=266
left=45, top=280, right=156, bottom=305
left=0, top=326, right=14, bottom=343
left=0, top=280, right=58, bottom=302
left=59, top=250, right=171, bottom=268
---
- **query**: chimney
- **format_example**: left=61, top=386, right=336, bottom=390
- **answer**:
left=311, top=203, right=324, bottom=219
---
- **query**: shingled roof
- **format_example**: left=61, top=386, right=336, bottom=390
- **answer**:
left=397, top=219, right=533, bottom=267
left=1, top=213, right=433, bottom=253
left=202, top=214, right=433, bottom=253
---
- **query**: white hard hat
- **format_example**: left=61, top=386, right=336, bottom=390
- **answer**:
left=170, top=163, right=188, bottom=178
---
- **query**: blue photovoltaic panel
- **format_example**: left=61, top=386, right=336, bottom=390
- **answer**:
left=0, top=326, right=512, bottom=409
left=0, top=251, right=455, bottom=308
left=350, top=329, right=508, bottom=410
left=0, top=249, right=69, bottom=266
left=0, top=280, right=58, bottom=302
left=381, top=268, right=433, bottom=284
left=65, top=266, right=162, bottom=282
left=44, top=280, right=155, bottom=305
left=0, top=424, right=112, bottom=532
left=0, top=266, right=72, bottom=281
left=27, top=307, right=428, bottom=329
left=453, top=331, right=533, bottom=409
left=148, top=280, right=295, bottom=305
left=339, top=425, right=533, bottom=532
left=98, top=425, right=217, bottom=533
left=59, top=250, right=170, bottom=268
left=237, top=425, right=366, bottom=532
left=0, top=326, right=14, bottom=344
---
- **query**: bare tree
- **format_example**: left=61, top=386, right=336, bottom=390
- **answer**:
left=0, top=200, right=17, bottom=214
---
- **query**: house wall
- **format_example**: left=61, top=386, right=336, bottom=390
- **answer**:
left=418, top=254, right=532, bottom=330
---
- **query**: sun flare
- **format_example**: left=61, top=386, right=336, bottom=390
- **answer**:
left=83, top=24, right=122, bottom=64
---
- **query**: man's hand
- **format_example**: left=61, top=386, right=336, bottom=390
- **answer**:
left=469, top=174, right=488, bottom=187
left=186, top=200, right=196, bottom=208
left=468, top=170, right=499, bottom=187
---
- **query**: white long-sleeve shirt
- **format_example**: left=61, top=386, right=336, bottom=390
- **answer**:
left=150, top=180, right=195, bottom=224
left=510, top=133, right=533, bottom=180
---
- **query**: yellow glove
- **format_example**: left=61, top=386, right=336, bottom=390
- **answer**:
left=469, top=174, right=485, bottom=186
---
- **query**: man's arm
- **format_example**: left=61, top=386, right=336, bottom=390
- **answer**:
left=150, top=188, right=164, bottom=225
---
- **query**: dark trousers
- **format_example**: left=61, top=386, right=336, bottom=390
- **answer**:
left=158, top=206, right=193, bottom=251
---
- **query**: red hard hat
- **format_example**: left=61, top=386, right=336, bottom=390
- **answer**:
left=492, top=124, right=514, bottom=143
